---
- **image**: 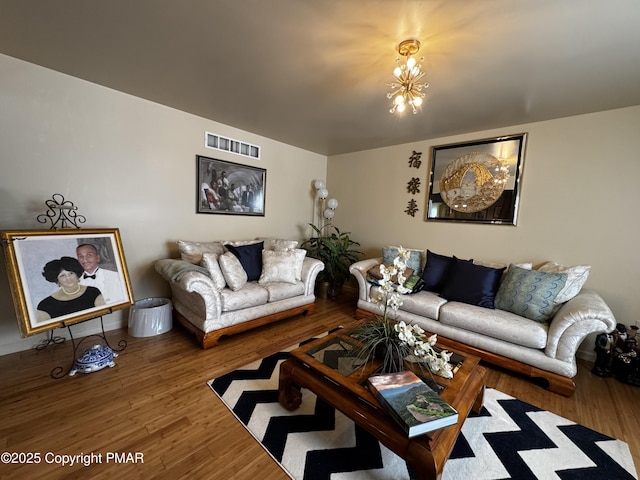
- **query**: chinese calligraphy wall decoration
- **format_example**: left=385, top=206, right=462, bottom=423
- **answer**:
left=405, top=150, right=422, bottom=217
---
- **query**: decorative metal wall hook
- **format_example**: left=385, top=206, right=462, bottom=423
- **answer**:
left=37, top=193, right=87, bottom=229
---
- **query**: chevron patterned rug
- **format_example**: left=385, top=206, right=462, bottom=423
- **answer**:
left=208, top=336, right=637, bottom=480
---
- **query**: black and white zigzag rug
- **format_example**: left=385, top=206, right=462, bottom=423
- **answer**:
left=208, top=337, right=637, bottom=480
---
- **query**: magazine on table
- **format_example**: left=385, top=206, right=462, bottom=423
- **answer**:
left=367, top=370, right=458, bottom=437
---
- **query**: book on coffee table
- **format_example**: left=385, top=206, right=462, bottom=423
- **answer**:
left=367, top=370, right=458, bottom=437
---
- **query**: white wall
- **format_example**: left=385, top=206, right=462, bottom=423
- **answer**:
left=327, top=106, right=640, bottom=360
left=0, top=54, right=326, bottom=355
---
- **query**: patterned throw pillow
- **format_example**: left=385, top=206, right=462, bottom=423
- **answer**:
left=259, top=238, right=300, bottom=251
left=537, top=261, right=590, bottom=304
left=382, top=246, right=423, bottom=275
left=200, top=253, right=227, bottom=290
left=494, top=264, right=568, bottom=322
left=259, top=249, right=306, bottom=284
left=367, top=264, right=415, bottom=285
left=177, top=240, right=225, bottom=264
left=218, top=252, right=248, bottom=291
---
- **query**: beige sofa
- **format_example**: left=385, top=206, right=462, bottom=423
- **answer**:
left=349, top=248, right=616, bottom=396
left=156, top=238, right=324, bottom=348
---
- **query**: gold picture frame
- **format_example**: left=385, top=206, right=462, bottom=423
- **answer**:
left=1, top=228, right=133, bottom=337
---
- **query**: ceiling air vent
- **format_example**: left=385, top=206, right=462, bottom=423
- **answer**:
left=205, top=132, right=261, bottom=159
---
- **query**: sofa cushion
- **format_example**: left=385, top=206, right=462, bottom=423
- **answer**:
left=220, top=283, right=269, bottom=311
left=382, top=246, right=423, bottom=275
left=218, top=252, right=248, bottom=291
left=494, top=264, right=568, bottom=322
left=421, top=250, right=472, bottom=292
left=226, top=241, right=264, bottom=281
left=440, top=259, right=506, bottom=308
left=261, top=281, right=305, bottom=302
left=200, top=253, right=227, bottom=290
left=177, top=240, right=225, bottom=264
left=395, top=289, right=448, bottom=319
left=537, top=261, right=590, bottom=304
left=259, top=249, right=306, bottom=284
left=439, top=301, right=549, bottom=349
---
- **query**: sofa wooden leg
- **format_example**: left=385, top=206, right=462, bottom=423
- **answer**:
left=530, top=368, right=577, bottom=397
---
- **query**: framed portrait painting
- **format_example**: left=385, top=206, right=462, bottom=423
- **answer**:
left=196, top=155, right=266, bottom=216
left=0, top=228, right=133, bottom=337
left=426, top=133, right=527, bottom=225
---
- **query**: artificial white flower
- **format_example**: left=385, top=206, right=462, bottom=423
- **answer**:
left=363, top=246, right=455, bottom=378
left=412, top=324, right=425, bottom=335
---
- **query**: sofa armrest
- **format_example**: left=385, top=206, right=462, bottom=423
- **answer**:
left=155, top=259, right=223, bottom=319
left=349, top=257, right=383, bottom=302
left=301, top=257, right=325, bottom=296
left=545, top=288, right=617, bottom=362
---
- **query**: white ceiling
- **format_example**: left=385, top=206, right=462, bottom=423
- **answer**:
left=1, top=0, right=639, bottom=156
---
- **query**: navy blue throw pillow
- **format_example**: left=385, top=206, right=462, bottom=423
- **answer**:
left=225, top=242, right=264, bottom=281
left=421, top=250, right=472, bottom=292
left=439, top=259, right=506, bottom=308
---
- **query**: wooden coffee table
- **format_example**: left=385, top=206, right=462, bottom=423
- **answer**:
left=278, top=323, right=486, bottom=480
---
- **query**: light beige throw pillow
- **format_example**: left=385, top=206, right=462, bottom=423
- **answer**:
left=218, top=251, right=248, bottom=291
left=177, top=240, right=225, bottom=264
left=259, top=238, right=300, bottom=251
left=538, top=261, right=591, bottom=304
left=259, top=249, right=306, bottom=284
left=200, top=253, right=227, bottom=290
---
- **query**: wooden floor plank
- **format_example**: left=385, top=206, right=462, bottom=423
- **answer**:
left=0, top=291, right=637, bottom=478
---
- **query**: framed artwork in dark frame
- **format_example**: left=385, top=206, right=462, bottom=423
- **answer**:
left=196, top=155, right=266, bottom=216
left=426, top=133, right=527, bottom=225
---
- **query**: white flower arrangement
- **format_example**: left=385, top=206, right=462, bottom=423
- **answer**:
left=393, top=321, right=454, bottom=379
left=353, top=247, right=455, bottom=379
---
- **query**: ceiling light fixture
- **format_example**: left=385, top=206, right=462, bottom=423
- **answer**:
left=387, top=39, right=429, bottom=114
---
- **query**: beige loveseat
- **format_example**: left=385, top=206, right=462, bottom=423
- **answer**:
left=156, top=238, right=324, bottom=348
left=349, top=247, right=617, bottom=396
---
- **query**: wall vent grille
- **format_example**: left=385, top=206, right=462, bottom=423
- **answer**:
left=205, top=132, right=261, bottom=159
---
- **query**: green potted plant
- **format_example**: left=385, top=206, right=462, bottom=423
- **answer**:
left=301, top=223, right=363, bottom=299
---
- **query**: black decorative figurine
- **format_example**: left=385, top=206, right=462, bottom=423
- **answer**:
left=592, top=332, right=613, bottom=377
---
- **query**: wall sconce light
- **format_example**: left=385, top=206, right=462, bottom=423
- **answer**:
left=387, top=39, right=429, bottom=114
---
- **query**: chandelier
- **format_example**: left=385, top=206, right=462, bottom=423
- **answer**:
left=387, top=39, right=429, bottom=114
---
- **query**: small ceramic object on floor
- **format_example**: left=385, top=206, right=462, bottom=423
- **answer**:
left=69, top=344, right=118, bottom=376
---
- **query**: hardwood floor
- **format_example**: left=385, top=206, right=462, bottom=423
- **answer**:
left=0, top=292, right=638, bottom=479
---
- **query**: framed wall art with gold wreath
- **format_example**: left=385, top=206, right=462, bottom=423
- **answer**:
left=426, top=133, right=527, bottom=225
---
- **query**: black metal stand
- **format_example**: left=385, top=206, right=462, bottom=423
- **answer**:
left=30, top=193, right=127, bottom=378
left=36, top=193, right=86, bottom=229
left=49, top=315, right=127, bottom=379
left=35, top=330, right=66, bottom=351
